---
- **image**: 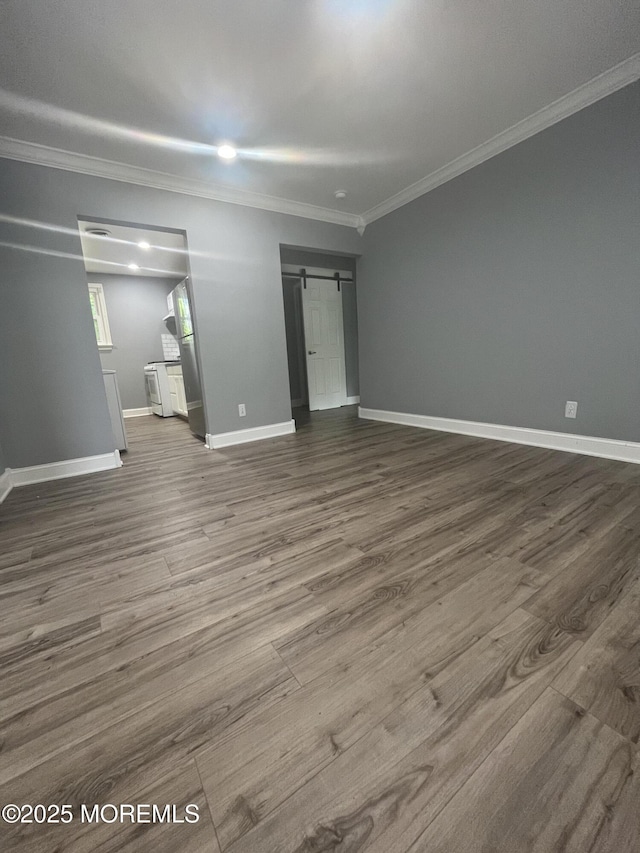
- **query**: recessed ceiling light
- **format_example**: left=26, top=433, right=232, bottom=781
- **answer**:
left=334, top=190, right=347, bottom=199
left=138, top=240, right=151, bottom=250
left=217, top=144, right=237, bottom=160
left=85, top=227, right=111, bottom=237
left=128, top=263, right=140, bottom=270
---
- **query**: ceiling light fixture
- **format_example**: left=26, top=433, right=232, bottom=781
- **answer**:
left=85, top=227, right=111, bottom=237
left=138, top=240, right=151, bottom=250
left=217, top=144, right=237, bottom=160
left=334, top=190, right=347, bottom=199
left=128, top=263, right=140, bottom=270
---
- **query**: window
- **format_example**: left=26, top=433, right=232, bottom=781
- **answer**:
left=88, top=283, right=112, bottom=350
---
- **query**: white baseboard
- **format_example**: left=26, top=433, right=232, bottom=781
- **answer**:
left=123, top=407, right=152, bottom=418
left=0, top=469, right=13, bottom=504
left=358, top=407, right=640, bottom=465
left=9, top=450, right=122, bottom=487
left=206, top=420, right=296, bottom=450
left=345, top=395, right=361, bottom=405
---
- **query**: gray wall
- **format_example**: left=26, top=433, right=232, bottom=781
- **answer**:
left=0, top=437, right=6, bottom=476
left=359, top=80, right=640, bottom=443
left=95, top=274, right=181, bottom=409
left=280, top=248, right=360, bottom=399
left=0, top=159, right=362, bottom=468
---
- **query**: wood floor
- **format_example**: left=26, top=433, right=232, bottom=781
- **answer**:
left=1, top=406, right=639, bottom=852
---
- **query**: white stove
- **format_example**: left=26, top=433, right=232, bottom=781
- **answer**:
left=144, top=362, right=176, bottom=417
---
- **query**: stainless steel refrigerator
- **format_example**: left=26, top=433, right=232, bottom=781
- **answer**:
left=172, top=278, right=206, bottom=438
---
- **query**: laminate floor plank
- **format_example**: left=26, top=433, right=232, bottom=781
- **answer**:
left=408, top=688, right=638, bottom=853
left=224, top=471, right=386, bottom=524
left=0, top=613, right=103, bottom=667
left=274, top=554, right=547, bottom=685
left=0, top=653, right=284, bottom=852
left=0, top=551, right=170, bottom=602
left=102, top=540, right=355, bottom=633
left=0, top=642, right=295, bottom=787
left=0, top=556, right=174, bottom=638
left=27, top=505, right=232, bottom=563
left=75, top=761, right=221, bottom=853
left=159, top=537, right=362, bottom=604
left=166, top=519, right=354, bottom=579
left=0, top=584, right=326, bottom=726
left=475, top=484, right=640, bottom=569
left=220, top=610, right=580, bottom=853
left=553, top=577, right=640, bottom=743
left=5, top=525, right=212, bottom=583
left=1, top=758, right=220, bottom=853
left=522, top=523, right=640, bottom=637
left=0, top=547, right=33, bottom=571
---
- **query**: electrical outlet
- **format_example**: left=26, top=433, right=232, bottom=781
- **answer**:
left=565, top=400, right=578, bottom=419
left=238, top=403, right=246, bottom=417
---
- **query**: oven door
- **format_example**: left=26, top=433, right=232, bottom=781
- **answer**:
left=144, top=368, right=162, bottom=414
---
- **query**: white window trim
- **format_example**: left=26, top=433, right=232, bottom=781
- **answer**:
left=88, top=283, right=113, bottom=351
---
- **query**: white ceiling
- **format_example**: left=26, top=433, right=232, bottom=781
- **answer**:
left=1, top=1, right=639, bottom=224
left=78, top=220, right=188, bottom=278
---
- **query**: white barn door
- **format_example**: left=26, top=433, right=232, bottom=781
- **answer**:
left=302, top=279, right=347, bottom=411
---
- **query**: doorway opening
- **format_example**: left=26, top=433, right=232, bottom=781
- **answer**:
left=280, top=248, right=360, bottom=417
left=77, top=216, right=206, bottom=457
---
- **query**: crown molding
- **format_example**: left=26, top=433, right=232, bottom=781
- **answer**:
left=0, top=136, right=361, bottom=229
left=362, top=52, right=640, bottom=225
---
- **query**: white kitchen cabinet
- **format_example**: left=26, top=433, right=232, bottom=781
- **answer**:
left=166, top=365, right=188, bottom=417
